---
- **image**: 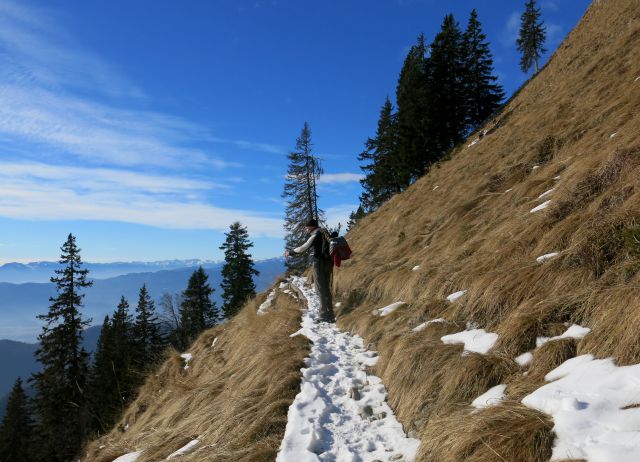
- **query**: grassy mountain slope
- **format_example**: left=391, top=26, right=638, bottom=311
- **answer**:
left=84, top=1, right=640, bottom=460
left=83, top=284, right=308, bottom=461
left=332, top=0, right=640, bottom=459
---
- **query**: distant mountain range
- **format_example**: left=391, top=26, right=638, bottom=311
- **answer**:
left=0, top=258, right=285, bottom=342
left=0, top=258, right=286, bottom=417
left=0, top=259, right=222, bottom=284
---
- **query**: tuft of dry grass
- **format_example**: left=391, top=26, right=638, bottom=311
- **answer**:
left=81, top=287, right=308, bottom=462
left=419, top=402, right=554, bottom=462
left=527, top=338, right=578, bottom=382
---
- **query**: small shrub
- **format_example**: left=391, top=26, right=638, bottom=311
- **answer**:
left=397, top=231, right=406, bottom=244
left=551, top=147, right=640, bottom=222
left=535, top=135, right=562, bottom=164
left=340, top=289, right=365, bottom=315
left=621, top=223, right=640, bottom=257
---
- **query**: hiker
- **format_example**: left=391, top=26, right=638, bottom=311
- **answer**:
left=284, top=219, right=335, bottom=322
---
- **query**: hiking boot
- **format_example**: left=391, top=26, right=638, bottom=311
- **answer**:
left=318, top=312, right=336, bottom=323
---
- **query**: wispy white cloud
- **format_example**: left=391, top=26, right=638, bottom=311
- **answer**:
left=318, top=173, right=364, bottom=184
left=0, top=166, right=284, bottom=237
left=208, top=136, right=285, bottom=154
left=0, top=0, right=279, bottom=170
left=0, top=0, right=289, bottom=237
left=0, top=161, right=227, bottom=193
left=0, top=1, right=143, bottom=98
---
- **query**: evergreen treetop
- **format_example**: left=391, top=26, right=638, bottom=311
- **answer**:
left=358, top=97, right=402, bottom=212
left=428, top=14, right=467, bottom=154
left=0, top=377, right=34, bottom=462
left=395, top=33, right=432, bottom=182
left=462, top=9, right=505, bottom=128
left=179, top=267, right=217, bottom=349
left=32, top=233, right=92, bottom=462
left=219, top=222, right=259, bottom=318
left=132, top=284, right=164, bottom=368
left=517, top=0, right=547, bottom=73
left=346, top=206, right=365, bottom=232
left=282, top=122, right=325, bottom=273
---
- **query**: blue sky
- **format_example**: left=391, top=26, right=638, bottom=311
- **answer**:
left=0, top=0, right=590, bottom=263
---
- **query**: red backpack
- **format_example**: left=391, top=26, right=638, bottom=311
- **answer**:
left=329, top=235, right=352, bottom=267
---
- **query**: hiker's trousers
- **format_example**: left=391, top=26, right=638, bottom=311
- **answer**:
left=313, top=258, right=334, bottom=321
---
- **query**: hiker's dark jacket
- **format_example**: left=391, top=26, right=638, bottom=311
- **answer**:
left=292, top=228, right=328, bottom=261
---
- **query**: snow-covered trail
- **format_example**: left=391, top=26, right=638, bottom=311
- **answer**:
left=277, top=277, right=420, bottom=462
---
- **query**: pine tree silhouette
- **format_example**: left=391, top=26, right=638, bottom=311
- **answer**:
left=0, top=378, right=34, bottom=462
left=283, top=122, right=325, bottom=273
left=32, top=233, right=92, bottom=461
left=462, top=9, right=504, bottom=129
left=220, top=222, right=259, bottom=318
left=178, top=267, right=217, bottom=349
left=517, top=0, right=547, bottom=74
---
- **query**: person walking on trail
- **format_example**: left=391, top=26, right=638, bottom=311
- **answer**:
left=284, top=219, right=335, bottom=322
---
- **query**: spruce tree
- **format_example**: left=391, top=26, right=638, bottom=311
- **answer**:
left=517, top=0, right=547, bottom=74
left=282, top=122, right=325, bottom=273
left=87, top=316, right=115, bottom=434
left=109, top=297, right=135, bottom=401
left=358, top=97, right=402, bottom=212
left=346, top=206, right=365, bottom=232
left=0, top=378, right=34, bottom=462
left=219, top=222, right=259, bottom=318
left=395, top=34, right=432, bottom=181
left=132, top=284, right=164, bottom=371
left=428, top=14, right=467, bottom=155
left=462, top=9, right=505, bottom=129
left=32, top=233, right=92, bottom=462
left=88, top=298, right=137, bottom=435
left=178, top=267, right=217, bottom=349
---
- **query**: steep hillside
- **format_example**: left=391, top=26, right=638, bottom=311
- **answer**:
left=83, top=1, right=640, bottom=461
left=333, top=0, right=640, bottom=460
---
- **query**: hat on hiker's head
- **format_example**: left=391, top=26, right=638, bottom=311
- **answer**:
left=305, top=219, right=319, bottom=228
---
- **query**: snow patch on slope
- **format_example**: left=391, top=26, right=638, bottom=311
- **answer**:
left=258, top=289, right=277, bottom=315
left=516, top=352, right=534, bottom=367
left=441, top=329, right=498, bottom=354
left=446, top=290, right=467, bottom=302
left=472, top=384, right=507, bottom=409
left=531, top=200, right=552, bottom=213
left=180, top=353, right=192, bottom=370
left=536, top=252, right=559, bottom=263
left=523, top=355, right=640, bottom=461
left=412, top=318, right=446, bottom=332
left=167, top=439, right=200, bottom=459
left=373, top=301, right=407, bottom=317
left=536, top=324, right=591, bottom=348
left=113, top=451, right=143, bottom=462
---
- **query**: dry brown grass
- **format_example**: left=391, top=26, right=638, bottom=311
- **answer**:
left=81, top=287, right=308, bottom=462
left=419, top=402, right=554, bottom=462
left=331, top=1, right=640, bottom=460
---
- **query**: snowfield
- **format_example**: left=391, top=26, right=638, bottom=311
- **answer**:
left=277, top=277, right=420, bottom=462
